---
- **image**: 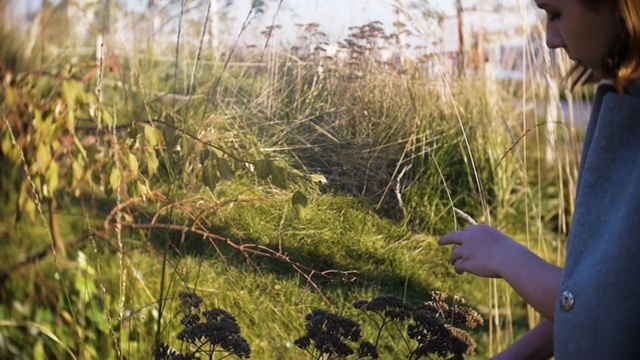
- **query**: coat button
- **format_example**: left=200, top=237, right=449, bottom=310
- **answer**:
left=560, top=290, right=575, bottom=311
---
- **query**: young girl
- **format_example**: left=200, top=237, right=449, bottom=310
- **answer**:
left=438, top=0, right=640, bottom=358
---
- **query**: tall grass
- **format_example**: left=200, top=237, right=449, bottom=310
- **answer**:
left=0, top=1, right=586, bottom=358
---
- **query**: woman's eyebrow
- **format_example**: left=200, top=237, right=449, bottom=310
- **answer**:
left=535, top=1, right=551, bottom=10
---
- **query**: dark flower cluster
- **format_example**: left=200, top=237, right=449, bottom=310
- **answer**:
left=294, top=292, right=482, bottom=359
left=161, top=291, right=251, bottom=359
left=353, top=295, right=415, bottom=321
left=179, top=291, right=203, bottom=310
left=294, top=309, right=373, bottom=358
left=357, top=340, right=379, bottom=359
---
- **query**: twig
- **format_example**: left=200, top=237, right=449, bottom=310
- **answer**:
left=453, top=208, right=478, bottom=226
left=395, top=164, right=412, bottom=218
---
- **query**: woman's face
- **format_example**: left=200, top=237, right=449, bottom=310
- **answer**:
left=536, top=0, right=622, bottom=77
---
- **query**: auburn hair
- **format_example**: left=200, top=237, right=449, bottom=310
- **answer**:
left=569, top=0, right=640, bottom=92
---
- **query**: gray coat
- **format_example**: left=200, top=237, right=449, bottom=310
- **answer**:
left=554, top=84, right=640, bottom=358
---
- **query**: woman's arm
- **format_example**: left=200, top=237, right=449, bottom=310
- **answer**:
left=491, top=320, right=554, bottom=360
left=438, top=225, right=562, bottom=320
left=497, top=240, right=563, bottom=320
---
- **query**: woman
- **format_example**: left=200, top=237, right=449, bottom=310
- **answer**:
left=438, top=0, right=640, bottom=358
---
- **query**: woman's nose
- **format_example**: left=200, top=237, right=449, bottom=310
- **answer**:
left=546, top=22, right=565, bottom=49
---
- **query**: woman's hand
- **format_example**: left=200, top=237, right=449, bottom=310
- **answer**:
left=438, top=224, right=563, bottom=320
left=437, top=224, right=524, bottom=278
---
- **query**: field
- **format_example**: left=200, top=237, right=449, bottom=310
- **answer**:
left=0, top=1, right=594, bottom=359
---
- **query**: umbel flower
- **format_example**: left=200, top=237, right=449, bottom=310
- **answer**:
left=407, top=291, right=483, bottom=359
left=295, top=293, right=482, bottom=359
left=155, top=291, right=251, bottom=359
left=294, top=309, right=368, bottom=358
left=353, top=294, right=415, bottom=321
left=154, top=343, right=198, bottom=360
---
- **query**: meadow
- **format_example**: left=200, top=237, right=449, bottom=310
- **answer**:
left=0, top=1, right=594, bottom=359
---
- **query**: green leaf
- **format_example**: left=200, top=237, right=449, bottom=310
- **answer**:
left=310, top=174, right=328, bottom=184
left=18, top=182, right=36, bottom=222
left=3, top=85, right=17, bottom=106
left=104, top=184, right=113, bottom=198
left=202, top=161, right=218, bottom=191
left=101, top=110, right=114, bottom=128
left=128, top=153, right=139, bottom=174
left=62, top=80, right=77, bottom=109
left=137, top=180, right=149, bottom=197
left=129, top=123, right=138, bottom=139
left=33, top=339, right=45, bottom=360
left=67, top=110, right=76, bottom=133
left=144, top=125, right=157, bottom=147
left=146, top=149, right=159, bottom=177
left=255, top=158, right=273, bottom=180
left=45, top=162, right=59, bottom=195
left=292, top=191, right=309, bottom=219
left=292, top=191, right=309, bottom=208
left=1, top=131, right=20, bottom=165
left=71, top=160, right=84, bottom=186
left=272, top=166, right=288, bottom=189
left=143, top=125, right=164, bottom=148
left=73, top=135, right=87, bottom=160
left=35, top=144, right=51, bottom=174
left=200, top=148, right=216, bottom=165
left=127, top=180, right=139, bottom=198
left=217, top=158, right=235, bottom=181
left=110, top=168, right=122, bottom=190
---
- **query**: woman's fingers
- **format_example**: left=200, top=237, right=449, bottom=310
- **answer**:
left=450, top=246, right=463, bottom=264
left=438, top=231, right=465, bottom=246
left=454, top=260, right=466, bottom=275
left=450, top=246, right=467, bottom=274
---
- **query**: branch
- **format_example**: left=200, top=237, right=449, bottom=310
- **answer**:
left=4, top=195, right=361, bottom=309
left=122, top=223, right=358, bottom=286
left=0, top=230, right=111, bottom=286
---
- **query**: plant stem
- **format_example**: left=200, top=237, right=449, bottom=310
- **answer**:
left=48, top=197, right=66, bottom=258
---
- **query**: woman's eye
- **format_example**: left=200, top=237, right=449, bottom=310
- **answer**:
left=547, top=13, right=561, bottom=21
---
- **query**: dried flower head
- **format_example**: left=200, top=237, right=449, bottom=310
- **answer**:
left=355, top=295, right=414, bottom=321
left=408, top=301, right=480, bottom=359
left=294, top=309, right=362, bottom=357
left=451, top=305, right=484, bottom=330
left=446, top=324, right=477, bottom=356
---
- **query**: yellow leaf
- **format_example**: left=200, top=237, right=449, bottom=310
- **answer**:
left=35, top=144, right=51, bottom=174
left=144, top=125, right=158, bottom=147
left=128, top=153, right=139, bottom=174
left=110, top=168, right=122, bottom=190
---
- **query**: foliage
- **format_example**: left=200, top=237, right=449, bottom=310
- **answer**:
left=0, top=251, right=113, bottom=359
left=0, top=63, right=151, bottom=207
left=294, top=292, right=483, bottom=360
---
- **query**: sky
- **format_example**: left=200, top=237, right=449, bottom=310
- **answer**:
left=7, top=0, right=538, bottom=51
left=8, top=0, right=531, bottom=30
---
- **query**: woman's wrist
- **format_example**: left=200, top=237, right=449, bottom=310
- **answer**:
left=491, top=320, right=554, bottom=360
left=495, top=241, right=530, bottom=280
